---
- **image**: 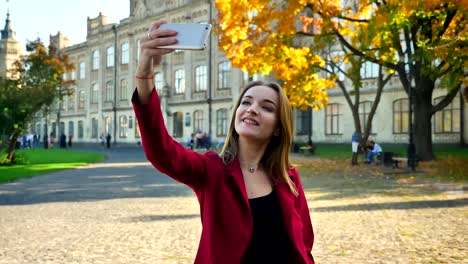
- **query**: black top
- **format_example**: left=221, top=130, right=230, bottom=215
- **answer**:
left=241, top=190, right=295, bottom=264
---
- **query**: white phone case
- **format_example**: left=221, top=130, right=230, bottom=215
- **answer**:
left=158, top=23, right=212, bottom=50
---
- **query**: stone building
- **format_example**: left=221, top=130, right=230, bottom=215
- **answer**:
left=29, top=0, right=467, bottom=147
left=0, top=12, right=22, bottom=79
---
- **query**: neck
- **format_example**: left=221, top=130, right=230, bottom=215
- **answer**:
left=237, top=136, right=269, bottom=168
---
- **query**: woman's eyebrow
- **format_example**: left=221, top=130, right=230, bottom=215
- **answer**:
left=243, top=95, right=277, bottom=107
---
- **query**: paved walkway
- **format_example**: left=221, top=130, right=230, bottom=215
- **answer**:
left=0, top=147, right=466, bottom=263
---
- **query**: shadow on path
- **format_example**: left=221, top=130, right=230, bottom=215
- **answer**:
left=0, top=148, right=194, bottom=206
left=121, top=214, right=200, bottom=223
left=312, top=198, right=467, bottom=212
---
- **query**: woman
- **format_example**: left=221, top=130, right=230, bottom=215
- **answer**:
left=133, top=21, right=315, bottom=264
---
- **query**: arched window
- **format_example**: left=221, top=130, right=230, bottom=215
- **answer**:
left=218, top=61, right=231, bottom=89
left=194, top=110, right=204, bottom=132
left=106, top=46, right=114, bottom=67
left=105, top=81, right=113, bottom=102
left=195, top=65, right=207, bottom=92
left=174, top=69, right=185, bottom=94
left=92, top=49, right=100, bottom=70
left=154, top=72, right=163, bottom=91
left=121, top=42, right=129, bottom=64
left=119, top=115, right=128, bottom=138
left=173, top=112, right=183, bottom=137
left=79, top=62, right=85, bottom=79
left=91, top=83, right=99, bottom=104
left=216, top=108, right=228, bottom=136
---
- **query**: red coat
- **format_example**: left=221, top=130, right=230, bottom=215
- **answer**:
left=133, top=89, right=315, bottom=264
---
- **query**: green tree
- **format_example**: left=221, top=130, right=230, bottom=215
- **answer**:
left=216, top=0, right=467, bottom=161
left=0, top=39, right=74, bottom=163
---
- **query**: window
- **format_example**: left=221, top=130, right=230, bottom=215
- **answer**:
left=360, top=61, right=379, bottom=79
left=242, top=71, right=260, bottom=85
left=129, top=116, right=133, bottom=129
left=79, top=62, right=85, bottom=79
left=105, top=81, right=113, bottom=102
left=91, top=83, right=99, bottom=104
left=78, top=90, right=85, bottom=109
left=325, top=103, right=341, bottom=135
left=194, top=110, right=204, bottom=132
left=121, top=42, right=129, bottom=64
left=120, top=79, right=128, bottom=100
left=119, top=115, right=128, bottom=138
left=70, top=71, right=76, bottom=80
left=173, top=112, right=183, bottom=137
left=104, top=116, right=111, bottom=135
left=174, top=69, right=185, bottom=94
left=107, top=46, right=114, bottom=67
left=136, top=39, right=141, bottom=62
left=91, top=118, right=98, bottom=139
left=359, top=101, right=373, bottom=133
left=78, top=120, right=84, bottom=138
left=92, top=49, right=100, bottom=70
left=295, top=109, right=310, bottom=135
left=218, top=61, right=231, bottom=89
left=154, top=72, right=163, bottom=91
left=68, top=121, right=74, bottom=135
left=60, top=122, right=65, bottom=134
left=216, top=108, right=228, bottom=136
left=195, top=65, right=207, bottom=92
left=434, top=96, right=460, bottom=133
left=393, top=99, right=409, bottom=134
left=68, top=92, right=75, bottom=110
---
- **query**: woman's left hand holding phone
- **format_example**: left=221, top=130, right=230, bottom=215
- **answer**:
left=136, top=21, right=177, bottom=104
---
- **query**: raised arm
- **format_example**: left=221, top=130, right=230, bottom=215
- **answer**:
left=133, top=21, right=211, bottom=190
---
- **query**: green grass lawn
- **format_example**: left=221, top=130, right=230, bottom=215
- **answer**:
left=312, top=144, right=468, bottom=159
left=0, top=149, right=106, bottom=183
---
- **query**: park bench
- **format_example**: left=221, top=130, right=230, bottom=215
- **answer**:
left=378, top=152, right=408, bottom=168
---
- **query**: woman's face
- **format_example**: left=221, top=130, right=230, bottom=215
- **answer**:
left=234, top=85, right=279, bottom=143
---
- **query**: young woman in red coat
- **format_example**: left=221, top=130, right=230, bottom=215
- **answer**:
left=133, top=21, right=315, bottom=264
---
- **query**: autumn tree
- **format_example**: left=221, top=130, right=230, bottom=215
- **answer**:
left=0, top=39, right=74, bottom=163
left=215, top=0, right=467, bottom=161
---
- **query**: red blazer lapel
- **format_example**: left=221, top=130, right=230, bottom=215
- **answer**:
left=276, top=179, right=305, bottom=261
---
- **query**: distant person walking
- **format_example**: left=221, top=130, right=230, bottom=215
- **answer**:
left=351, top=131, right=359, bottom=165
left=106, top=133, right=111, bottom=149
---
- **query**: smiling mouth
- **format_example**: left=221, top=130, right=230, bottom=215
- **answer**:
left=243, top=118, right=259, bottom=126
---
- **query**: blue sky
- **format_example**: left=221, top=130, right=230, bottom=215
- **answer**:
left=0, top=0, right=129, bottom=50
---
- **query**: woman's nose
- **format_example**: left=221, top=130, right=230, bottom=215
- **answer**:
left=246, top=106, right=258, bottom=115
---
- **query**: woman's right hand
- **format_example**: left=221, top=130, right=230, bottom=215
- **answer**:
left=135, top=21, right=177, bottom=102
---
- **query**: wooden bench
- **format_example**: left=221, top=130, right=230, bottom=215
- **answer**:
left=392, top=157, right=408, bottom=168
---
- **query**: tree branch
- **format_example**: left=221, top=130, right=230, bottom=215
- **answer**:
left=336, top=15, right=369, bottom=23
left=431, top=85, right=461, bottom=114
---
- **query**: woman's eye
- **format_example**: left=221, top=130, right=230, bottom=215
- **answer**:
left=241, top=101, right=250, bottom=106
left=263, top=106, right=274, bottom=112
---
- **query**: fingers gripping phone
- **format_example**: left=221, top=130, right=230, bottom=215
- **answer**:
left=158, top=23, right=212, bottom=50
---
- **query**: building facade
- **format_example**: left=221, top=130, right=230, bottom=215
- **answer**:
left=0, top=12, right=22, bottom=79
left=26, top=0, right=467, bottom=146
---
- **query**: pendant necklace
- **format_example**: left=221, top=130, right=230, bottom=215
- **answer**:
left=240, top=160, right=259, bottom=173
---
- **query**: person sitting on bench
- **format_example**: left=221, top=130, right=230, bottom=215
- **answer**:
left=365, top=140, right=382, bottom=165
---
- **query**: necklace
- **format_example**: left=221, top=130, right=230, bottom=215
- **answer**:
left=240, top=160, right=259, bottom=173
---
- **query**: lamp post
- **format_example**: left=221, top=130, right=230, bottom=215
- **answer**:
left=207, top=0, right=213, bottom=136
left=112, top=25, right=118, bottom=145
left=407, top=83, right=416, bottom=171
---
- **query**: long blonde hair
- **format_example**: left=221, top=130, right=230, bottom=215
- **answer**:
left=220, top=80, right=298, bottom=196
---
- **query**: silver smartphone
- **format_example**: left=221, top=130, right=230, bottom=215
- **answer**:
left=158, top=23, right=212, bottom=50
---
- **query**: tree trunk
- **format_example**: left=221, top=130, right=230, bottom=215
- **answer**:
left=6, top=130, right=21, bottom=164
left=413, top=80, right=435, bottom=161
